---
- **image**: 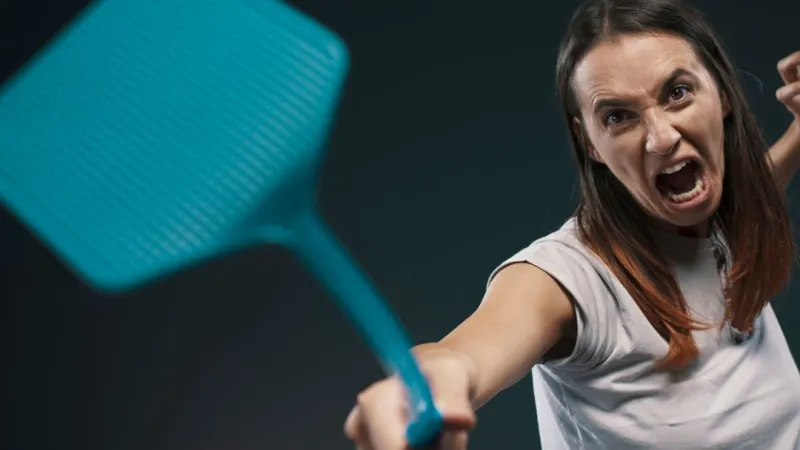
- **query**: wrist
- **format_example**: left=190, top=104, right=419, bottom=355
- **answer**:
left=790, top=118, right=800, bottom=142
left=412, top=343, right=472, bottom=368
left=412, top=343, right=480, bottom=402
left=776, top=118, right=800, bottom=154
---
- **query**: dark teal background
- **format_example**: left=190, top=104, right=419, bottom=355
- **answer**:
left=2, top=1, right=798, bottom=449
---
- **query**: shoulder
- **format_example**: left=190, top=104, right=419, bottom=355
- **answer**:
left=487, top=217, right=621, bottom=367
left=487, top=217, right=602, bottom=288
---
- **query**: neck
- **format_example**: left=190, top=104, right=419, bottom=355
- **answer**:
left=677, top=225, right=707, bottom=238
left=647, top=218, right=710, bottom=239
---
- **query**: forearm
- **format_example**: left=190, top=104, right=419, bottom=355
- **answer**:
left=411, top=264, right=574, bottom=412
left=768, top=120, right=800, bottom=189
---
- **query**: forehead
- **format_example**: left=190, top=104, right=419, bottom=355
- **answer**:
left=572, top=32, right=706, bottom=105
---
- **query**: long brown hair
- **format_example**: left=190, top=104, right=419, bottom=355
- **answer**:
left=555, top=0, right=795, bottom=370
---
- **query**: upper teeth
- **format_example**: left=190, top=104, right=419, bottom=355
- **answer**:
left=661, top=160, right=689, bottom=175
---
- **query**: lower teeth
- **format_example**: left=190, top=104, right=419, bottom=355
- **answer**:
left=667, top=177, right=704, bottom=203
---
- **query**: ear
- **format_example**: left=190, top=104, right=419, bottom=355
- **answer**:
left=572, top=117, right=604, bottom=164
left=721, top=91, right=732, bottom=118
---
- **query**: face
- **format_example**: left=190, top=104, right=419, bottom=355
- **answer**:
left=571, top=32, right=729, bottom=235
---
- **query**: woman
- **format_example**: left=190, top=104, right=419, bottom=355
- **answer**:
left=344, top=0, right=800, bottom=448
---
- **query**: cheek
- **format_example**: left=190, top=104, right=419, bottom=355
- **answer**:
left=597, top=146, right=647, bottom=190
left=676, top=100, right=727, bottom=202
left=594, top=133, right=643, bottom=175
left=682, top=97, right=727, bottom=162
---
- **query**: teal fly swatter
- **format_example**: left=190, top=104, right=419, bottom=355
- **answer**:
left=0, top=0, right=442, bottom=446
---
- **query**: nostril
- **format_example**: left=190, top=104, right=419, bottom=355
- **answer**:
left=647, top=140, right=679, bottom=155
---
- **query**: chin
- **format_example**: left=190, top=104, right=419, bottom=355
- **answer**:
left=662, top=207, right=716, bottom=230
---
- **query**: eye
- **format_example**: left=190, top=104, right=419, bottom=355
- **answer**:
left=603, top=110, right=631, bottom=127
left=668, top=84, right=691, bottom=102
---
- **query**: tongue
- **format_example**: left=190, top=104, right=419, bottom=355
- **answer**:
left=658, top=163, right=696, bottom=194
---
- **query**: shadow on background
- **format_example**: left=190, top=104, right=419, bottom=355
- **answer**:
left=2, top=1, right=798, bottom=449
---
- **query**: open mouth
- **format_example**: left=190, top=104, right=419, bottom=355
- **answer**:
left=655, top=159, right=707, bottom=204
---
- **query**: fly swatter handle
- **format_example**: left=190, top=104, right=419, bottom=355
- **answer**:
left=287, top=207, right=443, bottom=448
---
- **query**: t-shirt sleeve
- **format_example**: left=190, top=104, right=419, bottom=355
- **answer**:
left=486, top=239, right=617, bottom=369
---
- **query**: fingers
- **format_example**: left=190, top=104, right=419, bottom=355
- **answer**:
left=776, top=81, right=800, bottom=103
left=344, top=405, right=362, bottom=441
left=423, top=357, right=477, bottom=431
left=343, top=352, right=478, bottom=450
left=778, top=51, right=800, bottom=85
left=437, top=430, right=470, bottom=450
left=345, top=377, right=408, bottom=450
left=343, top=376, right=474, bottom=450
left=777, top=51, right=800, bottom=120
left=776, top=81, right=800, bottom=118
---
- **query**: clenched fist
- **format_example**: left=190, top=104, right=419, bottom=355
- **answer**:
left=777, top=51, right=800, bottom=123
left=344, top=348, right=478, bottom=450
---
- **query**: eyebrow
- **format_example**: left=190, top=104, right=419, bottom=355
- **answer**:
left=591, top=67, right=699, bottom=115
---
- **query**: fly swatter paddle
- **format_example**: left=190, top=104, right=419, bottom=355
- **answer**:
left=0, top=0, right=442, bottom=445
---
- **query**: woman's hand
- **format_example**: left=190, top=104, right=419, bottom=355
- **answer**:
left=344, top=347, right=478, bottom=450
left=776, top=50, right=800, bottom=123
left=767, top=50, right=800, bottom=187
left=342, top=262, right=577, bottom=449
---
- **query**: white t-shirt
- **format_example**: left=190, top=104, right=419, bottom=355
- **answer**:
left=488, top=218, right=800, bottom=449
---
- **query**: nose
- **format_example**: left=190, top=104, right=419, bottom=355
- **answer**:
left=644, top=110, right=680, bottom=155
